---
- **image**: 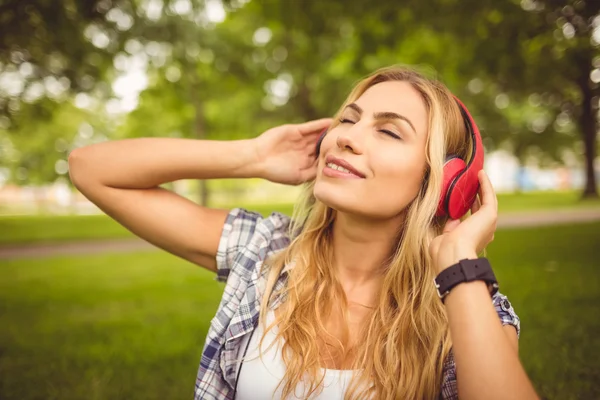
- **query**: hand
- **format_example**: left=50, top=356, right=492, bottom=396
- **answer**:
left=252, top=118, right=332, bottom=185
left=430, top=170, right=498, bottom=274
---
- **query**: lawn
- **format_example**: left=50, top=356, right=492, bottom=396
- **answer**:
left=1, top=191, right=600, bottom=245
left=0, top=252, right=219, bottom=400
left=495, top=190, right=600, bottom=212
left=0, top=203, right=294, bottom=245
left=0, top=222, right=598, bottom=399
left=487, top=222, right=600, bottom=400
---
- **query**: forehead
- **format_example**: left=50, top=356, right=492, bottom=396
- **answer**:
left=353, top=81, right=429, bottom=136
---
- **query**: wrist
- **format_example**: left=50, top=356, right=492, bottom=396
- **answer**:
left=436, top=244, right=477, bottom=274
left=434, top=257, right=499, bottom=303
left=229, top=139, right=264, bottom=179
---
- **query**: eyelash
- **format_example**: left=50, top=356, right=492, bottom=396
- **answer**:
left=338, top=118, right=402, bottom=140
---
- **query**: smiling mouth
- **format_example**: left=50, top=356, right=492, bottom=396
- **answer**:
left=323, top=156, right=365, bottom=179
left=325, top=162, right=355, bottom=174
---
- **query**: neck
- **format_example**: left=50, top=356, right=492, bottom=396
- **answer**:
left=331, top=211, right=404, bottom=303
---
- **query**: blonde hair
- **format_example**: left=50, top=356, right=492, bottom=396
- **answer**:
left=258, top=66, right=469, bottom=399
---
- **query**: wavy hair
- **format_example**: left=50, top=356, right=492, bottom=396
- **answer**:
left=257, top=66, right=470, bottom=399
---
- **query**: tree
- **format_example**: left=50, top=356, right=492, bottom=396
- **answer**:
left=0, top=0, right=140, bottom=120
left=397, top=0, right=600, bottom=197
left=2, top=0, right=595, bottom=200
left=232, top=0, right=582, bottom=182
left=1, top=98, right=107, bottom=188
left=0, top=0, right=256, bottom=203
left=116, top=2, right=280, bottom=205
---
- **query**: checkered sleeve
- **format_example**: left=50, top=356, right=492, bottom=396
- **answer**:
left=439, top=292, right=521, bottom=399
left=492, top=291, right=521, bottom=338
left=214, top=208, right=291, bottom=283
left=214, top=208, right=263, bottom=283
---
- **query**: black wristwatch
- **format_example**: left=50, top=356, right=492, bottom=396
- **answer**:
left=434, top=257, right=499, bottom=303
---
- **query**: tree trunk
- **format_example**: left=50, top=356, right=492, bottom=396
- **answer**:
left=513, top=144, right=526, bottom=194
left=297, top=81, right=319, bottom=121
left=577, top=70, right=598, bottom=198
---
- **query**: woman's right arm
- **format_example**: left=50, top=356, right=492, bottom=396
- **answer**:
left=68, top=118, right=330, bottom=273
left=68, top=138, right=258, bottom=271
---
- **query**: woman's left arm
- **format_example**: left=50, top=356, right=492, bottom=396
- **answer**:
left=430, top=170, right=539, bottom=400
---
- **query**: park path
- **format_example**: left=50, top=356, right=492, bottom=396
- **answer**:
left=1, top=208, right=599, bottom=261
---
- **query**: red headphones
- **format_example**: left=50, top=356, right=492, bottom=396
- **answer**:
left=315, top=96, right=483, bottom=220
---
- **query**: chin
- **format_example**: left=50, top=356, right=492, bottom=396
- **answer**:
left=313, top=183, right=378, bottom=218
left=313, top=181, right=356, bottom=213
left=314, top=182, right=409, bottom=220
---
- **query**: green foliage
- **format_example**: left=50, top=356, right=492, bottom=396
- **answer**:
left=0, top=0, right=598, bottom=195
left=0, top=0, right=126, bottom=111
left=1, top=99, right=108, bottom=185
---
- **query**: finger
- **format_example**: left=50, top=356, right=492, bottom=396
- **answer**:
left=296, top=118, right=333, bottom=135
left=478, top=170, right=497, bottom=212
left=471, top=194, right=481, bottom=214
left=303, top=131, right=322, bottom=144
left=304, top=134, right=321, bottom=157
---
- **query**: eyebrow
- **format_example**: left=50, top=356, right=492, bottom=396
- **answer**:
left=345, top=103, right=417, bottom=135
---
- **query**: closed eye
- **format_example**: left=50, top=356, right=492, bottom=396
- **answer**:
left=379, top=129, right=402, bottom=140
left=339, top=118, right=401, bottom=139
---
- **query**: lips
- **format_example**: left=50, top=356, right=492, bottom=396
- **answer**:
left=324, top=155, right=366, bottom=178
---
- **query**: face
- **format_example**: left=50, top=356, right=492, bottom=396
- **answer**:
left=314, top=80, right=430, bottom=220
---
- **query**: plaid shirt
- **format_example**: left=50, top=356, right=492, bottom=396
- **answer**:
left=194, top=208, right=521, bottom=400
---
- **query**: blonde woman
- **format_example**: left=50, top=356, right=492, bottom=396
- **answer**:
left=69, top=67, right=539, bottom=400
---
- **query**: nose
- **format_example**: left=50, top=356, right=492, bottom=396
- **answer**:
left=336, top=125, right=364, bottom=155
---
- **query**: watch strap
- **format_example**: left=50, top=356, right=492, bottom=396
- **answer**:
left=434, top=258, right=498, bottom=301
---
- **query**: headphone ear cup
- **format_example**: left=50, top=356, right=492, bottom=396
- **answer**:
left=436, top=156, right=467, bottom=217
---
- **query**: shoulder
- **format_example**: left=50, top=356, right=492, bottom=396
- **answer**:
left=216, top=208, right=292, bottom=283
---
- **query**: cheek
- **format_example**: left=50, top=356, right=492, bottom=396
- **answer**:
left=318, top=131, right=337, bottom=155
left=370, top=150, right=427, bottom=201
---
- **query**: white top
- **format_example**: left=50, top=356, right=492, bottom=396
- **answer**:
left=235, top=310, right=360, bottom=399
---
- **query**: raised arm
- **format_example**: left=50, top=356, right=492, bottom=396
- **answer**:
left=430, top=170, right=539, bottom=400
left=68, top=118, right=331, bottom=272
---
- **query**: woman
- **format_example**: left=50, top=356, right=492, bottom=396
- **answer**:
left=69, top=66, right=539, bottom=400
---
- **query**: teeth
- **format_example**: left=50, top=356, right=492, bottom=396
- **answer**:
left=326, top=162, right=352, bottom=174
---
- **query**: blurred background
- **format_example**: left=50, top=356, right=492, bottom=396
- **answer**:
left=0, top=0, right=599, bottom=399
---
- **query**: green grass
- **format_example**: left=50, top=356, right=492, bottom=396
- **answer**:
left=0, top=223, right=599, bottom=399
left=487, top=222, right=600, bottom=400
left=496, top=190, right=600, bottom=213
left=0, top=252, right=221, bottom=400
left=0, top=203, right=294, bottom=245
left=0, top=214, right=135, bottom=244
left=0, top=191, right=599, bottom=245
